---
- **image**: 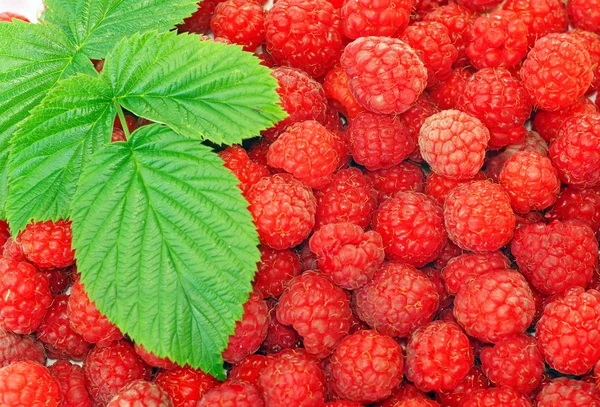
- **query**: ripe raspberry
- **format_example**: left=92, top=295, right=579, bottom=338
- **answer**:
left=0, top=361, right=62, bottom=407
left=229, top=354, right=268, bottom=385
left=413, top=0, right=449, bottom=21
left=67, top=278, right=123, bottom=345
left=107, top=380, right=173, bottom=407
left=40, top=267, right=71, bottom=296
left=399, top=94, right=440, bottom=141
left=257, top=348, right=327, bottom=407
left=219, top=145, right=269, bottom=195
left=246, top=174, right=316, bottom=250
left=458, top=387, right=532, bottom=407
left=549, top=113, right=600, bottom=188
left=433, top=240, right=464, bottom=269
left=423, top=267, right=453, bottom=312
left=454, top=270, right=536, bottom=343
left=340, top=0, right=411, bottom=39
left=327, top=330, right=403, bottom=403
left=253, top=246, right=301, bottom=298
left=0, top=220, right=9, bottom=248
left=400, top=22, right=457, bottom=87
left=83, top=340, right=151, bottom=405
left=18, top=220, right=75, bottom=269
left=353, top=262, right=439, bottom=338
left=546, top=187, right=600, bottom=237
left=0, top=331, right=45, bottom=367
left=378, top=383, right=430, bottom=407
left=260, top=303, right=302, bottom=353
left=442, top=251, right=510, bottom=295
left=456, top=0, right=503, bottom=12
left=536, top=377, right=600, bottom=407
left=0, top=12, right=30, bottom=22
left=267, top=120, right=340, bottom=189
left=178, top=1, right=216, bottom=34
left=323, top=67, right=364, bottom=119
left=435, top=366, right=490, bottom=407
left=277, top=272, right=352, bottom=358
left=325, top=402, right=363, bottom=407
left=520, top=33, right=593, bottom=111
left=444, top=180, right=516, bottom=252
left=134, top=343, right=177, bottom=370
left=49, top=361, right=92, bottom=407
left=366, top=161, right=425, bottom=202
left=424, top=5, right=476, bottom=68
left=265, top=0, right=342, bottom=77
left=264, top=67, right=327, bottom=140
left=533, top=96, right=597, bottom=143
left=210, top=0, right=264, bottom=51
left=570, top=29, right=600, bottom=92
left=427, top=67, right=471, bottom=110
left=36, top=294, right=92, bottom=361
left=568, top=0, right=600, bottom=34
left=222, top=291, right=269, bottom=363
left=341, top=36, right=427, bottom=115
left=155, top=367, right=219, bottom=407
left=199, top=380, right=263, bottom=407
left=424, top=171, right=485, bottom=206
left=502, top=0, right=568, bottom=47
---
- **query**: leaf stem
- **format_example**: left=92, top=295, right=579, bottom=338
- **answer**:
left=115, top=103, right=131, bottom=140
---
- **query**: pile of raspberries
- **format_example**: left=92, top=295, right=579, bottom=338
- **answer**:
left=2, top=0, right=600, bottom=405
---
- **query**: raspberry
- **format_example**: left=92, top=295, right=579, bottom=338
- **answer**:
left=315, top=168, right=377, bottom=229
left=341, top=37, right=427, bottom=115
left=155, top=367, right=219, bottom=407
left=413, top=0, right=449, bottom=21
left=458, top=387, right=532, bottom=407
left=347, top=112, right=416, bottom=171
left=427, top=67, right=471, bottom=110
left=229, top=354, right=268, bottom=385
left=210, top=0, right=264, bottom=51
left=454, top=270, right=536, bottom=343
left=546, top=187, right=600, bottom=237
left=83, top=340, right=151, bottom=405
left=323, top=66, right=365, bottom=119
left=199, top=380, right=263, bottom=407
left=424, top=171, right=485, bottom=206
left=536, top=377, right=600, bottom=407
left=219, top=145, right=269, bottom=195
left=512, top=220, right=598, bottom=295
left=399, top=94, right=440, bottom=141
left=502, top=0, right=568, bottom=47
left=253, top=246, right=301, bottom=298
left=444, top=180, right=516, bottom=252
left=0, top=361, right=62, bottom=407
left=400, top=22, right=457, bottom=87
left=536, top=287, right=600, bottom=375
left=422, top=267, right=453, bottom=312
left=379, top=383, right=431, bottom=407
left=532, top=96, right=597, bottom=143
left=435, top=366, right=490, bottom=407
left=325, top=402, right=363, bottom=407
left=309, top=222, right=384, bottom=289
left=0, top=12, right=30, bottom=22
left=257, top=348, right=327, bottom=407
left=267, top=120, right=341, bottom=189
left=568, top=0, right=600, bottom=34
left=41, top=267, right=71, bottom=296
left=134, top=343, right=177, bottom=370
left=260, top=303, right=302, bottom=353
left=456, top=0, right=503, bottom=12
left=107, top=380, right=173, bottom=407
left=549, top=113, right=600, bottom=188
left=520, top=33, right=594, bottom=111
left=340, top=0, right=411, bottom=39
left=366, top=161, right=425, bottom=202
left=0, top=220, right=9, bottom=248
left=406, top=321, right=473, bottom=392
left=247, top=138, right=272, bottom=168
left=265, top=0, right=342, bottom=77
left=36, top=294, right=92, bottom=361
left=385, top=398, right=440, bottom=407
left=570, top=29, right=600, bottom=92
left=277, top=272, right=352, bottom=358
left=433, top=240, right=464, bottom=269
left=48, top=360, right=92, bottom=407
left=222, top=291, right=270, bottom=363
left=178, top=1, right=216, bottom=34
left=327, top=330, right=403, bottom=403
left=0, top=331, right=45, bottom=367
left=442, top=251, right=510, bottom=295
left=18, top=220, right=75, bottom=269
left=246, top=174, right=316, bottom=250
left=353, top=262, right=439, bottom=338
left=67, top=278, right=123, bottom=346
left=264, top=67, right=327, bottom=140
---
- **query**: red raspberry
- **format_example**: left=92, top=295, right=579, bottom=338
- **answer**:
left=502, top=0, right=568, bottom=47
left=264, top=67, right=327, bottom=140
left=247, top=138, right=272, bottom=168
left=353, top=262, right=440, bottom=338
left=18, top=220, right=75, bottom=269
left=327, top=330, right=404, bottom=403
left=67, top=278, right=123, bottom=346
left=485, top=132, right=549, bottom=182
left=0, top=220, right=9, bottom=248
left=546, top=186, right=600, bottom=237
left=455, top=270, right=536, bottom=343
left=323, top=66, right=365, bottom=119
left=442, top=251, right=510, bottom=295
left=532, top=96, right=597, bottom=143
left=49, top=361, right=92, bottom=407
left=550, top=113, right=600, bottom=188
left=309, top=222, right=384, bottom=289
left=210, top=0, right=264, bottom=51
left=444, top=180, right=516, bottom=252
left=400, top=22, right=457, bottom=87
left=0, top=361, right=62, bottom=407
left=40, top=267, right=71, bottom=296
left=325, top=402, right=363, bottom=407
left=340, top=0, right=411, bottom=39
left=0, top=331, right=45, bottom=367
left=424, top=171, right=485, bottom=206
left=347, top=112, right=416, bottom=171
left=36, top=294, right=92, bottom=361
left=536, top=287, right=600, bottom=374
left=427, top=67, right=471, bottom=110
left=433, top=240, right=464, bottom=269
left=267, top=120, right=341, bottom=189
left=373, top=191, right=446, bottom=267
left=107, top=380, right=172, bottom=407
left=458, top=387, right=532, bottom=407
left=134, top=343, right=177, bottom=370
left=568, top=0, right=600, bottom=34
left=265, top=0, right=342, bottom=77
left=423, top=267, right=453, bottom=312
left=536, top=377, right=600, bottom=407
left=315, top=167, right=377, bottom=229
left=366, top=161, right=425, bottom=202
left=83, top=340, right=151, bottom=405
left=178, top=1, right=216, bottom=34
left=520, top=33, right=593, bottom=111
left=260, top=303, right=302, bottom=353
left=341, top=37, right=427, bottom=115
left=513, top=220, right=598, bottom=295
left=247, top=174, right=316, bottom=250
left=0, top=12, right=30, bottom=22
left=435, top=366, right=490, bottom=407
left=155, top=367, right=219, bottom=407
left=424, top=5, right=476, bottom=68
left=253, top=246, right=301, bottom=298
left=277, top=272, right=352, bottom=358
left=229, top=354, right=268, bottom=385
left=570, top=29, right=600, bottom=92
left=378, top=383, right=431, bottom=407
left=399, top=94, right=440, bottom=142
left=257, top=348, right=327, bottom=407
left=199, top=380, right=263, bottom=407
left=219, top=145, right=269, bottom=195
left=413, top=0, right=450, bottom=21
left=222, top=291, right=270, bottom=363
left=386, top=398, right=440, bottom=407
left=323, top=102, right=345, bottom=133
left=456, top=0, right=503, bottom=12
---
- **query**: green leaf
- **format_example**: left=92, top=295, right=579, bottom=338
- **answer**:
left=6, top=74, right=115, bottom=234
left=103, top=30, right=286, bottom=145
left=43, top=0, right=199, bottom=59
left=70, top=124, right=259, bottom=378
